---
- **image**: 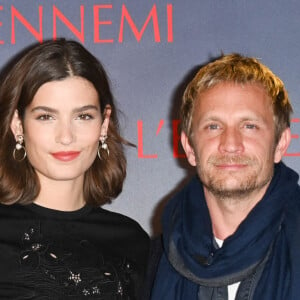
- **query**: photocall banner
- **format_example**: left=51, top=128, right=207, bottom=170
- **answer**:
left=0, top=0, right=299, bottom=234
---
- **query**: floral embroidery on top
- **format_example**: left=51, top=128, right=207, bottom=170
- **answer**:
left=16, top=222, right=136, bottom=299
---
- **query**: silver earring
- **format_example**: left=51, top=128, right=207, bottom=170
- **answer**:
left=13, top=135, right=26, bottom=162
left=98, top=135, right=109, bottom=160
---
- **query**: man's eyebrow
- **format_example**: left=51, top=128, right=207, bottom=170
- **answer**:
left=30, top=105, right=99, bottom=113
left=198, top=116, right=222, bottom=123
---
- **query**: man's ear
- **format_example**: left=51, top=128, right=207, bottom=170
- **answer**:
left=10, top=110, right=23, bottom=138
left=100, top=105, right=112, bottom=138
left=274, top=127, right=291, bottom=163
left=181, top=131, right=196, bottom=166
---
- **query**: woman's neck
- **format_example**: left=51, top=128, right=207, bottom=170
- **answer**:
left=34, top=175, right=86, bottom=211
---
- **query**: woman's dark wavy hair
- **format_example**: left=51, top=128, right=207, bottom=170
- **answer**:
left=0, top=38, right=127, bottom=206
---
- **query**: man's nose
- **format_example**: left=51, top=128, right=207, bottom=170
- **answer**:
left=218, top=127, right=244, bottom=154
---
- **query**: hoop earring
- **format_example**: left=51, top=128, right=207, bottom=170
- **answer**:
left=13, top=135, right=26, bottom=162
left=97, top=135, right=109, bottom=160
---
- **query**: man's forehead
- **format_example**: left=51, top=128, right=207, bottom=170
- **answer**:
left=192, top=82, right=273, bottom=119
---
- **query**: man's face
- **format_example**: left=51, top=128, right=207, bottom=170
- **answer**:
left=181, top=82, right=290, bottom=200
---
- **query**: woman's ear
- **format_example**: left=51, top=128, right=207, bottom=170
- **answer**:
left=100, top=105, right=112, bottom=138
left=10, top=110, right=23, bottom=138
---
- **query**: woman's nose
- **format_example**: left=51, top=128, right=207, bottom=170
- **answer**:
left=55, top=121, right=75, bottom=145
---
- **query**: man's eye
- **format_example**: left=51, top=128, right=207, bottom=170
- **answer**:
left=245, top=124, right=257, bottom=129
left=37, top=114, right=53, bottom=121
left=207, top=124, right=219, bottom=130
left=77, top=114, right=93, bottom=120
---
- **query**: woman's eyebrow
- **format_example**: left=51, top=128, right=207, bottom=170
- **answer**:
left=30, top=105, right=99, bottom=113
left=72, top=105, right=99, bottom=113
left=30, top=106, right=57, bottom=113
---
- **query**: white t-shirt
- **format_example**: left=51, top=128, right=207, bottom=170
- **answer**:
left=214, top=237, right=240, bottom=300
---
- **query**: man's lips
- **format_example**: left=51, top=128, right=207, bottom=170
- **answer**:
left=208, top=156, right=254, bottom=169
left=214, top=163, right=248, bottom=169
left=51, top=151, right=80, bottom=161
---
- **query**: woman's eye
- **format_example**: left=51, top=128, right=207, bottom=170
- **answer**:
left=37, top=114, right=53, bottom=121
left=77, top=114, right=93, bottom=120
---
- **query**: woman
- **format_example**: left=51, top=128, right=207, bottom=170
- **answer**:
left=0, top=39, right=149, bottom=299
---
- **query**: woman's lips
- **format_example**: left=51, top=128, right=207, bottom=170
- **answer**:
left=51, top=151, right=80, bottom=161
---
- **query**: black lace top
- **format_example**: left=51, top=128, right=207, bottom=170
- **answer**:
left=0, top=203, right=149, bottom=299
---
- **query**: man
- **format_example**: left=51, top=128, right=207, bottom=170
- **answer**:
left=150, top=54, right=300, bottom=299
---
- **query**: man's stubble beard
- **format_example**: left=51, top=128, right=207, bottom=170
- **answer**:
left=196, top=155, right=274, bottom=201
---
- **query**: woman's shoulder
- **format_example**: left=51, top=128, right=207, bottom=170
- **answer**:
left=94, top=206, right=139, bottom=223
left=0, top=202, right=28, bottom=216
left=92, top=206, right=149, bottom=237
left=141, top=235, right=164, bottom=300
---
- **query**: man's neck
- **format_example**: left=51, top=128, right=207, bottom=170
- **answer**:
left=204, top=186, right=269, bottom=240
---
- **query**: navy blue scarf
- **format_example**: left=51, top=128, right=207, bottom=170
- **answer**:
left=151, top=163, right=300, bottom=299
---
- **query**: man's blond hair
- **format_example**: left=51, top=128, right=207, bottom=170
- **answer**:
left=181, top=53, right=292, bottom=144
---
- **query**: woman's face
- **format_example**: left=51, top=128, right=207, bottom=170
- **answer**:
left=15, top=76, right=102, bottom=184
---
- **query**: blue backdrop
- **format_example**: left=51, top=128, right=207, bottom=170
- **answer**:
left=0, top=0, right=299, bottom=235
